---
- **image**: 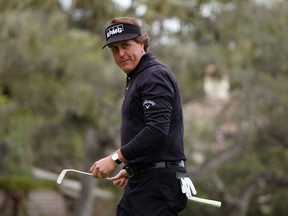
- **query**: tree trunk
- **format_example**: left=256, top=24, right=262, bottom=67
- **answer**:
left=75, top=128, right=101, bottom=216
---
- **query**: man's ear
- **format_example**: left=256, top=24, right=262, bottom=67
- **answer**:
left=139, top=41, right=145, bottom=50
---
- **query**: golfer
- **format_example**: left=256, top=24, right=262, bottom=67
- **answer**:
left=90, top=16, right=192, bottom=216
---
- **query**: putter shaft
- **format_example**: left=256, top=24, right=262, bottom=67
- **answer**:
left=57, top=169, right=112, bottom=184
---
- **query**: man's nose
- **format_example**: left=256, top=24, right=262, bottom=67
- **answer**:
left=118, top=48, right=125, bottom=56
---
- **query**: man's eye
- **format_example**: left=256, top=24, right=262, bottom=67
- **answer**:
left=111, top=47, right=118, bottom=52
left=122, top=44, right=129, bottom=49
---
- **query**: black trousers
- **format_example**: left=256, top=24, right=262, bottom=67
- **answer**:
left=116, top=167, right=187, bottom=216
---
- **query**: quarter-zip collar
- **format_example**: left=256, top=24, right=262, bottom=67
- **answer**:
left=126, top=52, right=156, bottom=80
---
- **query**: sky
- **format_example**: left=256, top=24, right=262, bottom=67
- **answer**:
left=113, top=0, right=131, bottom=9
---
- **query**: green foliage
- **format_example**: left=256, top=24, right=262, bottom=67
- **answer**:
left=0, top=89, right=10, bottom=105
left=0, top=0, right=288, bottom=216
left=0, top=9, right=123, bottom=172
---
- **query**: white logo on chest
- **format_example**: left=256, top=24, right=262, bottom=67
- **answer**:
left=143, top=100, right=155, bottom=109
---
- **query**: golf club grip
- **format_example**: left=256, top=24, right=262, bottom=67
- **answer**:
left=188, top=196, right=221, bottom=207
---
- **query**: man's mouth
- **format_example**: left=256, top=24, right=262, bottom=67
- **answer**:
left=120, top=59, right=130, bottom=64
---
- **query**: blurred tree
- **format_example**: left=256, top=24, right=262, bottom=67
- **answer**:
left=0, top=9, right=123, bottom=172
left=0, top=0, right=288, bottom=216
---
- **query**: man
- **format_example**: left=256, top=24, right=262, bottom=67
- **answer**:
left=90, top=17, right=195, bottom=216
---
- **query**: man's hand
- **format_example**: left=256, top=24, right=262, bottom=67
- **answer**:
left=111, top=169, right=129, bottom=188
left=90, top=155, right=118, bottom=179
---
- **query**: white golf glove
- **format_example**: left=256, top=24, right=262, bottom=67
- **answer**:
left=180, top=177, right=197, bottom=198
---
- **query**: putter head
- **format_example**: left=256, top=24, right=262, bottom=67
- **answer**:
left=56, top=168, right=106, bottom=185
left=57, top=169, right=68, bottom=184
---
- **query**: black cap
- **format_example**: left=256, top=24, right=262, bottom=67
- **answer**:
left=102, top=23, right=141, bottom=49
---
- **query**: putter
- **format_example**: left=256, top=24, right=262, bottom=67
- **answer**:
left=57, top=169, right=112, bottom=184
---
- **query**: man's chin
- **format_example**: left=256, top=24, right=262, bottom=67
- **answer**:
left=121, top=66, right=133, bottom=74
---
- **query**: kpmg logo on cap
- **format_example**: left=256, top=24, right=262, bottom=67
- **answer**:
left=106, top=24, right=124, bottom=39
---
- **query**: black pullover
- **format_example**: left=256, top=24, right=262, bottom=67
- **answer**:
left=120, top=52, right=186, bottom=166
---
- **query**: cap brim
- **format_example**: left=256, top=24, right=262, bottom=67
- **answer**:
left=102, top=33, right=140, bottom=49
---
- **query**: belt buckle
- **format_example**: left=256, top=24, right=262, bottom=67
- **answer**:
left=167, top=160, right=184, bottom=167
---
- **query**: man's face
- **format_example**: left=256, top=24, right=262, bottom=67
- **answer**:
left=109, top=40, right=145, bottom=73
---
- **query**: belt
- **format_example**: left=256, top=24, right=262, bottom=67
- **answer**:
left=125, top=160, right=185, bottom=177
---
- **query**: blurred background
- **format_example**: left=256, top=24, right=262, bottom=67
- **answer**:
left=0, top=0, right=287, bottom=215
